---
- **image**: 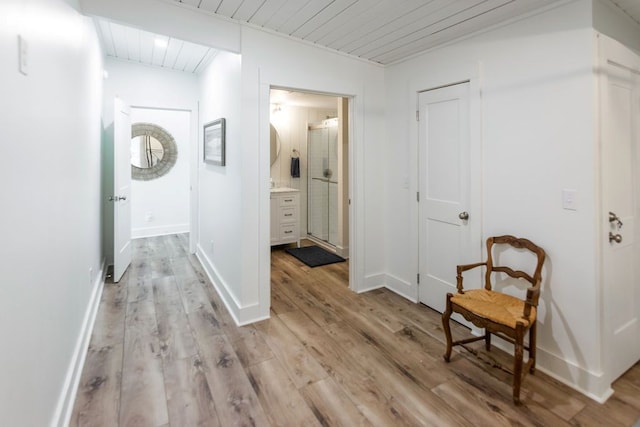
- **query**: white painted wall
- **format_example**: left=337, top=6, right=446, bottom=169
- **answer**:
left=102, top=58, right=199, bottom=261
left=0, top=0, right=104, bottom=425
left=196, top=27, right=386, bottom=324
left=197, top=50, right=245, bottom=319
left=385, top=0, right=610, bottom=399
left=130, top=107, right=191, bottom=238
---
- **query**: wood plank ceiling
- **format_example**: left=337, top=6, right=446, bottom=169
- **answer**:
left=98, top=1, right=640, bottom=70
left=610, top=0, right=640, bottom=26
left=172, top=0, right=568, bottom=64
left=96, top=19, right=218, bottom=74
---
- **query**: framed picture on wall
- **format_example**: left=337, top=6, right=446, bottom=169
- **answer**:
left=203, top=118, right=226, bottom=166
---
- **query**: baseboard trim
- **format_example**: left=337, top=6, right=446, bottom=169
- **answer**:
left=132, top=223, right=189, bottom=239
left=384, top=273, right=418, bottom=303
left=357, top=273, right=385, bottom=293
left=195, top=245, right=268, bottom=326
left=535, top=346, right=614, bottom=403
left=489, top=336, right=614, bottom=403
left=335, top=244, right=349, bottom=259
left=53, top=260, right=106, bottom=427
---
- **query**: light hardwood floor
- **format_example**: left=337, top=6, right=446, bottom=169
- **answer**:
left=71, top=234, right=640, bottom=426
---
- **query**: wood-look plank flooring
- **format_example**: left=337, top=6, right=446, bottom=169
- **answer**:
left=71, top=234, right=640, bottom=426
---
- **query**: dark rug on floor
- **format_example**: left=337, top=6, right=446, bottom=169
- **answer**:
left=285, top=245, right=346, bottom=268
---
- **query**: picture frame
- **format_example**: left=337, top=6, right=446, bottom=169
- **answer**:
left=203, top=118, right=226, bottom=166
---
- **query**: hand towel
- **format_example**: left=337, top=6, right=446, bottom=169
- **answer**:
left=290, top=157, right=300, bottom=178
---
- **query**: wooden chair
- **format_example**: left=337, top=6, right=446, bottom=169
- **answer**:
left=442, top=235, right=546, bottom=403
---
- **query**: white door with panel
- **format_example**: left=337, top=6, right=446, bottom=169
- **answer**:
left=418, top=82, right=479, bottom=315
left=600, top=35, right=640, bottom=382
left=113, top=97, right=132, bottom=282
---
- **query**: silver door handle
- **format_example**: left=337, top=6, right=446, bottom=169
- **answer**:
left=609, top=211, right=623, bottom=228
left=458, top=211, right=469, bottom=220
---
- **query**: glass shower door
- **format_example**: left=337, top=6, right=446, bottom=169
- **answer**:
left=308, top=119, right=339, bottom=246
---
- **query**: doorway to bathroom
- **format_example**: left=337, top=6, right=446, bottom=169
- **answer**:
left=269, top=88, right=351, bottom=285
left=270, top=89, right=350, bottom=258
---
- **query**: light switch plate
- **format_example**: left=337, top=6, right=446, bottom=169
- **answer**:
left=18, top=35, right=28, bottom=76
left=562, top=189, right=577, bottom=210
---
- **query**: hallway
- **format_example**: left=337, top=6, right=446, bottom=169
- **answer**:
left=71, top=235, right=640, bottom=426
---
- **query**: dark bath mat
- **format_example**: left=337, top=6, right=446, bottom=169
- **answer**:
left=285, top=245, right=346, bottom=268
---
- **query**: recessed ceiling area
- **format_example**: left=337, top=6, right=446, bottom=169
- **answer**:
left=95, top=18, right=218, bottom=74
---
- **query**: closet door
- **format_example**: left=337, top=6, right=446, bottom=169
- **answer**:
left=418, top=82, right=478, bottom=314
left=600, top=35, right=640, bottom=383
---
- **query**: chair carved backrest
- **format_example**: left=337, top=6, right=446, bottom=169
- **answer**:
left=484, top=236, right=546, bottom=307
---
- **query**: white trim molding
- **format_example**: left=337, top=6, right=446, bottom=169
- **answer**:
left=53, top=260, right=106, bottom=427
left=384, top=273, right=418, bottom=303
left=196, top=245, right=269, bottom=326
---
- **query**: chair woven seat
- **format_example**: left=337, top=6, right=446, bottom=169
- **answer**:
left=451, top=289, right=536, bottom=328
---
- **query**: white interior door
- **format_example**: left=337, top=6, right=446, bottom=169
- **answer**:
left=113, top=97, right=132, bottom=282
left=418, top=82, right=479, bottom=314
left=600, top=36, right=640, bottom=382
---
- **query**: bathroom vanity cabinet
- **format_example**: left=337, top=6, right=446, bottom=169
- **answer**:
left=270, top=188, right=300, bottom=247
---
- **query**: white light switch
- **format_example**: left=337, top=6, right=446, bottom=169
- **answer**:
left=18, top=35, right=28, bottom=76
left=562, top=189, right=577, bottom=210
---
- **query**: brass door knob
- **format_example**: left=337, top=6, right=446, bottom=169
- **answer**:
left=609, top=232, right=623, bottom=244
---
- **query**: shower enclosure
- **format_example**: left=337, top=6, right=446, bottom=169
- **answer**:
left=307, top=118, right=339, bottom=247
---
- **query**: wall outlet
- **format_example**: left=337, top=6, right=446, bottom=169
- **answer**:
left=562, top=189, right=577, bottom=211
left=145, top=212, right=154, bottom=222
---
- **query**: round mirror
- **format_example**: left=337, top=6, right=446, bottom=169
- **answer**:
left=270, top=123, right=281, bottom=166
left=131, top=123, right=178, bottom=181
left=131, top=135, right=165, bottom=168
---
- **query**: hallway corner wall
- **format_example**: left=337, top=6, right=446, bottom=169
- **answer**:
left=0, top=1, right=105, bottom=425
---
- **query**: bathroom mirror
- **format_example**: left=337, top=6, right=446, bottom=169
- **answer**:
left=270, top=123, right=281, bottom=166
left=131, top=122, right=178, bottom=181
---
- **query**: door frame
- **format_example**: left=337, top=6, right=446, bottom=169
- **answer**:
left=266, top=86, right=356, bottom=286
left=597, top=32, right=640, bottom=390
left=411, top=71, right=484, bottom=305
left=128, top=105, right=197, bottom=246
left=259, top=78, right=361, bottom=310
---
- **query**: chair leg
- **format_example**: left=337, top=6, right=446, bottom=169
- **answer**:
left=485, top=330, right=491, bottom=351
left=442, top=294, right=454, bottom=362
left=529, top=322, right=537, bottom=374
left=513, top=326, right=524, bottom=404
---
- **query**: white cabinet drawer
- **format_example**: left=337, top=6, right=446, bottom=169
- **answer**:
left=280, top=195, right=298, bottom=207
left=280, top=206, right=297, bottom=223
left=280, top=223, right=298, bottom=239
